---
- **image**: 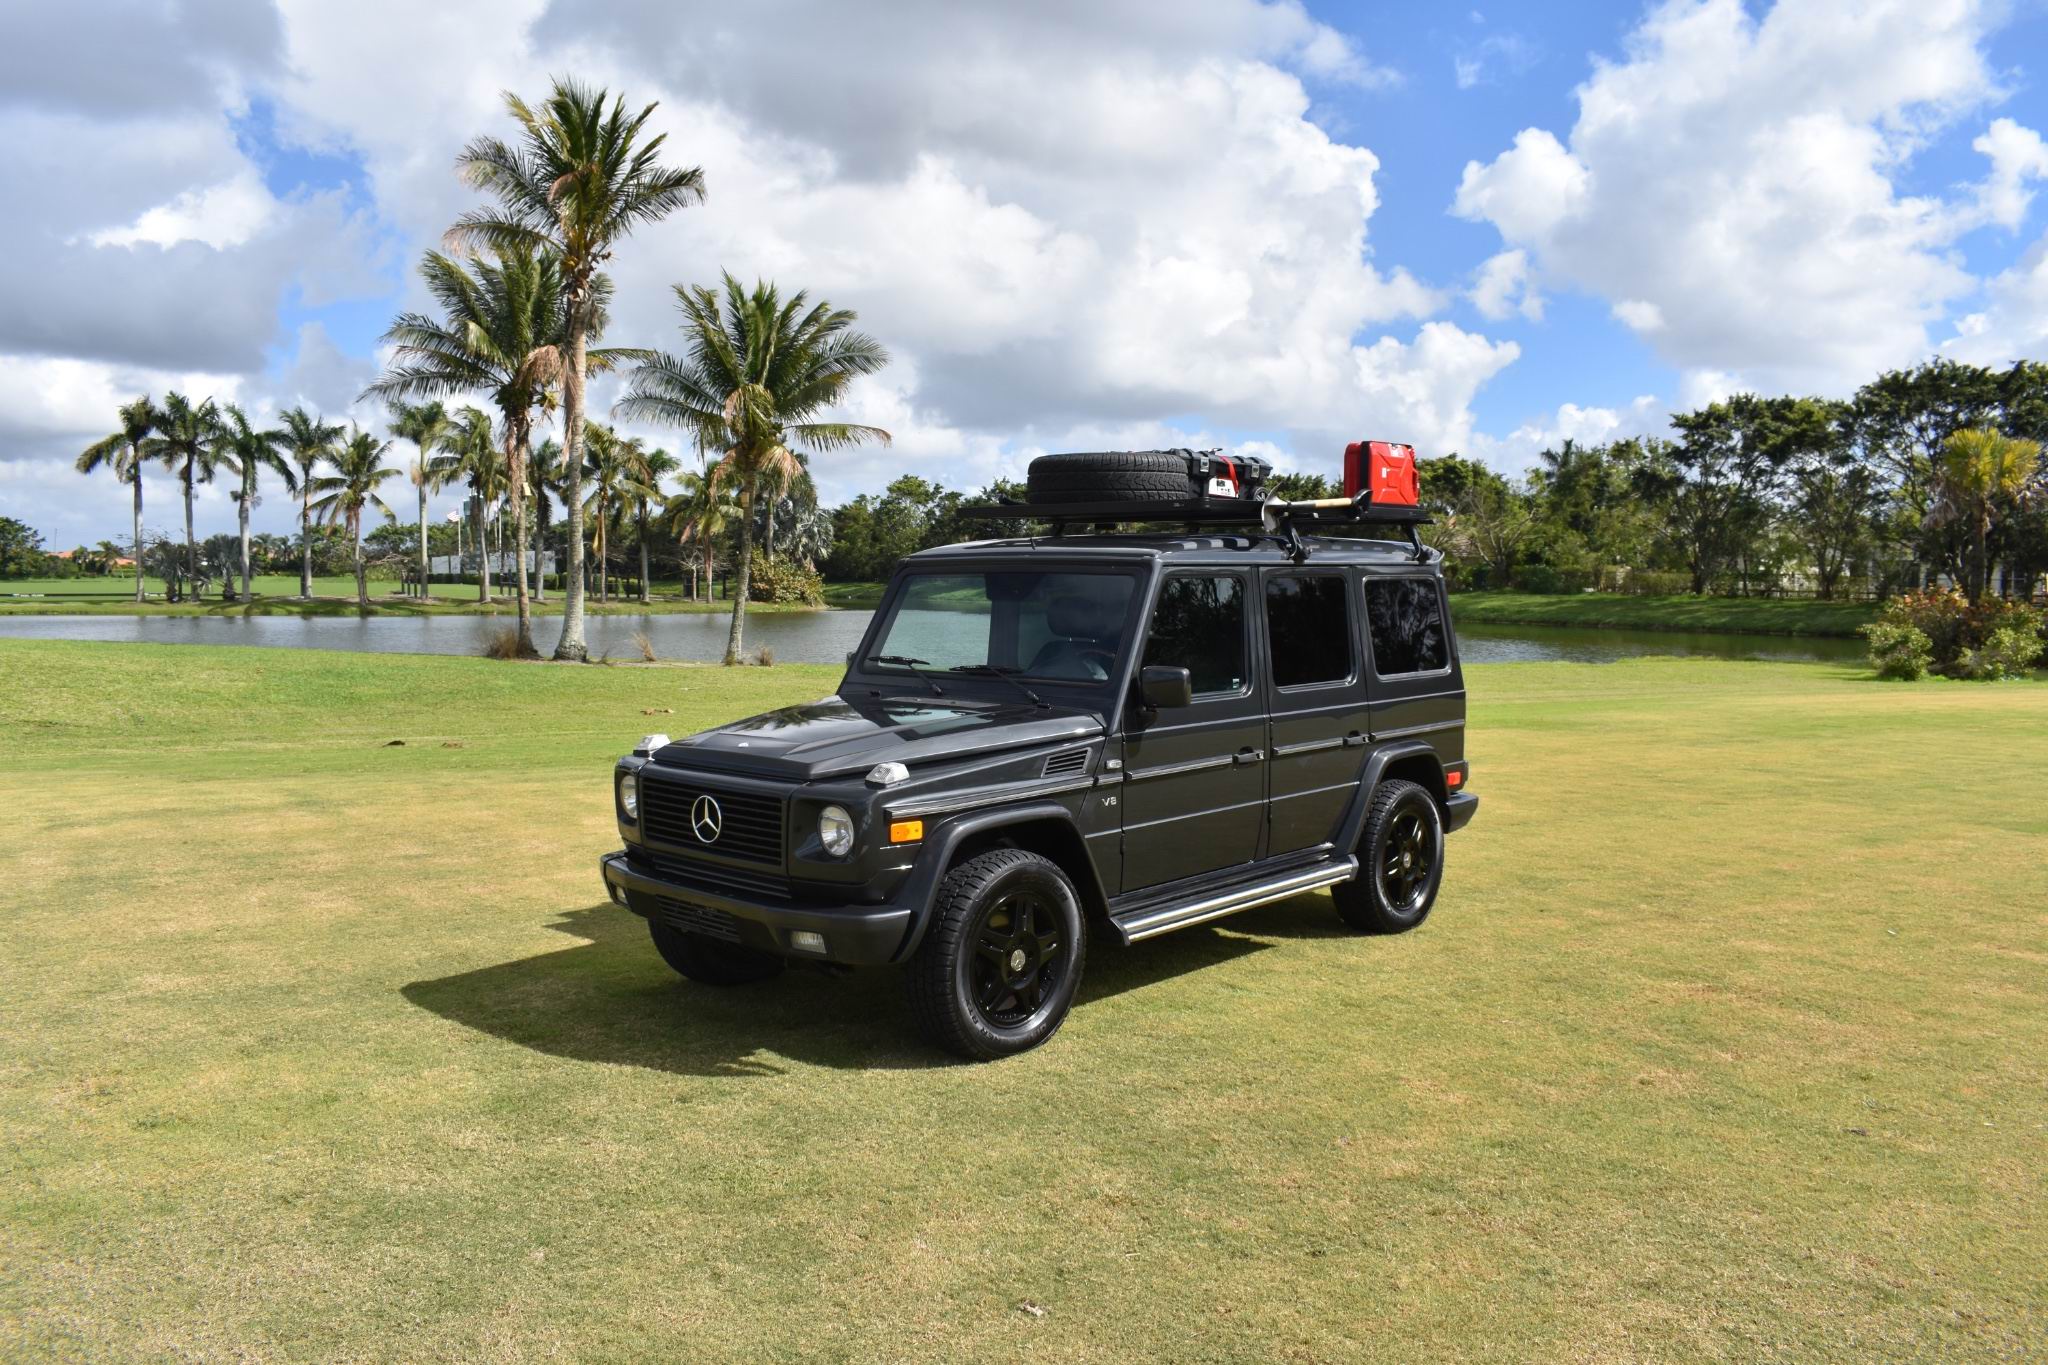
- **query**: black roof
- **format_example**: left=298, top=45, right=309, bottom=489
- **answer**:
left=908, top=532, right=1440, bottom=568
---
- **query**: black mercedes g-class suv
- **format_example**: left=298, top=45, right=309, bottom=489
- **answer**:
left=600, top=450, right=1476, bottom=1059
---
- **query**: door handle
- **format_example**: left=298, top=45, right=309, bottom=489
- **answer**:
left=1235, top=747, right=1264, bottom=764
left=1343, top=730, right=1367, bottom=747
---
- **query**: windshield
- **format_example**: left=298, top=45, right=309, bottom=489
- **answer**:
left=868, top=570, right=1140, bottom=684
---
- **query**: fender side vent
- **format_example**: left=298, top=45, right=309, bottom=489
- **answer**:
left=1042, top=748, right=1090, bottom=777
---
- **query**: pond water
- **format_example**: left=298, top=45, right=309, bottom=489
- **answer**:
left=0, top=609, right=1866, bottom=666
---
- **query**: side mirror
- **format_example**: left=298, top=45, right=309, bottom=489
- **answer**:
left=1139, top=665, right=1193, bottom=709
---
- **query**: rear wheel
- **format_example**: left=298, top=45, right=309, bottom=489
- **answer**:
left=1332, top=779, right=1444, bottom=934
left=906, top=850, right=1087, bottom=1060
left=649, top=921, right=785, bottom=985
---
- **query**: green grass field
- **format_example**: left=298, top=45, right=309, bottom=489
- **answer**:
left=3, top=642, right=2044, bottom=1360
left=0, top=574, right=816, bottom=618
left=1451, top=590, right=1882, bottom=637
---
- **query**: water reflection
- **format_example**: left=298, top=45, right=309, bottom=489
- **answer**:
left=0, top=609, right=1865, bottom=666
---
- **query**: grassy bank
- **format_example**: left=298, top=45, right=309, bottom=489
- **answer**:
left=1451, top=590, right=1881, bottom=637
left=0, top=574, right=842, bottom=618
left=3, top=642, right=2044, bottom=1360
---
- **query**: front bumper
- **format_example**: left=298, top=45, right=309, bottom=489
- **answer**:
left=1444, top=791, right=1479, bottom=833
left=600, top=851, right=916, bottom=965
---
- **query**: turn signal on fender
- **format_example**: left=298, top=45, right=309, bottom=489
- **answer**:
left=888, top=819, right=924, bottom=844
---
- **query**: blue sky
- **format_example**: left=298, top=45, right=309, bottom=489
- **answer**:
left=6, top=0, right=2048, bottom=547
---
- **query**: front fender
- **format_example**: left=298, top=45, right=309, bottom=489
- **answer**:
left=885, top=801, right=1102, bottom=962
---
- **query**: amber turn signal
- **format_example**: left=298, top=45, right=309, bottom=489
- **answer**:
left=888, top=819, right=924, bottom=844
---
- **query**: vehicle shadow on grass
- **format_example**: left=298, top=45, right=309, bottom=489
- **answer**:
left=401, top=893, right=1349, bottom=1077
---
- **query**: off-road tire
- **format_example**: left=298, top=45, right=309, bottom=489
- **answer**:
left=1026, top=451, right=1193, bottom=505
left=1332, top=779, right=1444, bottom=934
left=906, top=849, right=1087, bottom=1060
left=649, top=920, right=785, bottom=985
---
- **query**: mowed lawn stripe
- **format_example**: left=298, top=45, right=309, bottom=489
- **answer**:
left=2, top=640, right=2043, bottom=1361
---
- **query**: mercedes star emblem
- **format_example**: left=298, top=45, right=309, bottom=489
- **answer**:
left=690, top=794, right=722, bottom=843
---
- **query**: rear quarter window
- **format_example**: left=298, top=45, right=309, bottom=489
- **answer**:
left=1364, top=577, right=1449, bottom=676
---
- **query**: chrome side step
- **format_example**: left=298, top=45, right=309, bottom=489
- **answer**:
left=1113, top=858, right=1358, bottom=943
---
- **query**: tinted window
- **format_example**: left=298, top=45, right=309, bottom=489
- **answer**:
left=1144, top=575, right=1246, bottom=696
left=1364, top=578, right=1449, bottom=675
left=1265, top=575, right=1352, bottom=688
left=872, top=571, right=1137, bottom=681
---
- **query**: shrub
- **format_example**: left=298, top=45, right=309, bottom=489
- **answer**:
left=632, top=630, right=657, bottom=663
left=481, top=627, right=523, bottom=660
left=1860, top=621, right=1932, bottom=680
left=1876, top=590, right=2045, bottom=677
left=748, top=553, right=824, bottom=606
left=1613, top=569, right=1693, bottom=597
left=1957, top=625, right=2043, bottom=681
left=753, top=644, right=776, bottom=667
left=1512, top=565, right=1594, bottom=594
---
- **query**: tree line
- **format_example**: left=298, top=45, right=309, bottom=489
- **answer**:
left=1403, top=361, right=2046, bottom=604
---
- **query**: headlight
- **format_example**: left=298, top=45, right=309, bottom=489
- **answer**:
left=618, top=771, right=639, bottom=821
left=818, top=804, right=855, bottom=857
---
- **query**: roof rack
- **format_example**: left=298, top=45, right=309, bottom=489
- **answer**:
left=957, top=492, right=1432, bottom=563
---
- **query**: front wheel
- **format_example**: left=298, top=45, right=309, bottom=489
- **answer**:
left=1332, top=779, right=1445, bottom=934
left=649, top=921, right=785, bottom=985
left=906, top=850, right=1087, bottom=1061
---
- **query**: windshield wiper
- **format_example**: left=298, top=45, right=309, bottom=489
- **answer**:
left=865, top=654, right=946, bottom=697
left=948, top=663, right=1047, bottom=709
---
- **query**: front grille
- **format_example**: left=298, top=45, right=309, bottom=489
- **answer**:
left=640, top=773, right=784, bottom=865
left=653, top=897, right=743, bottom=943
left=628, top=844, right=791, bottom=902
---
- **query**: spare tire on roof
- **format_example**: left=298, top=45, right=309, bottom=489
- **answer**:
left=1025, top=450, right=1197, bottom=505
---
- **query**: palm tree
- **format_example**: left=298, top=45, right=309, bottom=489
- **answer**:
left=141, top=392, right=222, bottom=601
left=618, top=274, right=889, bottom=663
left=368, top=250, right=630, bottom=656
left=631, top=445, right=678, bottom=603
left=310, top=428, right=400, bottom=608
left=277, top=407, right=346, bottom=598
left=658, top=466, right=735, bottom=603
left=528, top=435, right=562, bottom=603
left=76, top=397, right=156, bottom=602
left=214, top=405, right=294, bottom=601
left=581, top=424, right=655, bottom=605
left=428, top=406, right=510, bottom=605
left=1930, top=427, right=2045, bottom=601
left=761, top=461, right=817, bottom=564
left=449, top=78, right=706, bottom=661
left=389, top=401, right=454, bottom=600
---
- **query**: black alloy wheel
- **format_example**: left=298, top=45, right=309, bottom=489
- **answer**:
left=1332, top=778, right=1445, bottom=934
left=907, top=849, right=1088, bottom=1060
left=969, top=889, right=1066, bottom=1027
left=1378, top=805, right=1437, bottom=914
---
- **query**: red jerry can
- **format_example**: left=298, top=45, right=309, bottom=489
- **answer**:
left=1343, top=441, right=1419, bottom=506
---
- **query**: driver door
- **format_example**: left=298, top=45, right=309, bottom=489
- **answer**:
left=1118, top=571, right=1266, bottom=891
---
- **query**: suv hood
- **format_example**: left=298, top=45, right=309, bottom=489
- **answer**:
left=651, top=693, right=1104, bottom=781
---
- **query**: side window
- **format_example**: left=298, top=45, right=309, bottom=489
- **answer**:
left=1143, top=575, right=1247, bottom=696
left=1265, top=574, right=1352, bottom=688
left=1364, top=577, right=1449, bottom=676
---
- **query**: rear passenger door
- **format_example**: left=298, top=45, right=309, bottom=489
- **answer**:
left=1361, top=573, right=1464, bottom=761
left=1119, top=571, right=1265, bottom=892
left=1261, top=569, right=1370, bottom=856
